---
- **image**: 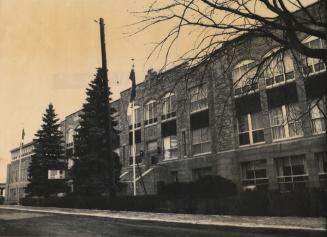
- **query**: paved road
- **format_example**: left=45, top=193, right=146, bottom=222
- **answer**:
left=0, top=209, right=325, bottom=237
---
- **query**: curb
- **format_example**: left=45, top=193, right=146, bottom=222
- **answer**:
left=0, top=206, right=326, bottom=236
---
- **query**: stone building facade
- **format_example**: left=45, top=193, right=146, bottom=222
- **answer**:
left=114, top=51, right=326, bottom=195
left=113, top=32, right=327, bottom=195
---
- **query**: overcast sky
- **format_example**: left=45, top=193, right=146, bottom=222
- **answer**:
left=0, top=0, right=178, bottom=182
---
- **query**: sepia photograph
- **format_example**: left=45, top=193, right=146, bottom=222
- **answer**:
left=0, top=0, right=326, bottom=236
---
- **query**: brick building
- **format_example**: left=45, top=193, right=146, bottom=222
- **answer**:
left=6, top=142, right=34, bottom=202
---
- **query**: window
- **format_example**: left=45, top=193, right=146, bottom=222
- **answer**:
left=128, top=106, right=142, bottom=129
left=310, top=98, right=326, bottom=134
left=163, top=135, right=178, bottom=160
left=242, top=160, right=268, bottom=190
left=264, top=49, right=295, bottom=87
left=147, top=140, right=158, bottom=153
left=144, top=100, right=157, bottom=125
left=192, top=167, right=212, bottom=181
left=129, top=129, right=142, bottom=165
left=66, top=128, right=74, bottom=147
left=145, top=126, right=156, bottom=140
left=316, top=152, right=327, bottom=189
left=275, top=155, right=308, bottom=192
left=232, top=60, right=258, bottom=96
left=316, top=152, right=327, bottom=174
left=269, top=104, right=303, bottom=140
left=129, top=143, right=142, bottom=165
left=300, top=37, right=326, bottom=75
left=190, top=85, right=208, bottom=113
left=238, top=112, right=264, bottom=146
left=192, top=127, right=211, bottom=155
left=190, top=110, right=210, bottom=155
left=162, top=93, right=176, bottom=120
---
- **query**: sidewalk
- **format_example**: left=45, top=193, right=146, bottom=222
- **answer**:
left=0, top=205, right=326, bottom=233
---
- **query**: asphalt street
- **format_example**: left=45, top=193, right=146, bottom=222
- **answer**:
left=0, top=209, right=325, bottom=237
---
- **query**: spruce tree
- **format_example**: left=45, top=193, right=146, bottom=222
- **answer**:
left=72, top=68, right=121, bottom=196
left=26, top=104, right=68, bottom=197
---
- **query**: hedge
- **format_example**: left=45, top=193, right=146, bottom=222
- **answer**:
left=158, top=175, right=237, bottom=197
left=21, top=189, right=327, bottom=217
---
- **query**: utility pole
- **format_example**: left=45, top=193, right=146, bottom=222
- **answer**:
left=99, top=18, right=116, bottom=197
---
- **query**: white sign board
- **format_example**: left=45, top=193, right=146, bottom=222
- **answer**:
left=48, top=170, right=65, bottom=179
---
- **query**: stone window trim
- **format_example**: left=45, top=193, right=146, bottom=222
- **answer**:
left=144, top=100, right=158, bottom=126
left=66, top=126, right=79, bottom=148
left=316, top=151, right=327, bottom=189
left=191, top=127, right=211, bottom=156
left=316, top=151, right=327, bottom=175
left=300, top=36, right=326, bottom=76
left=162, top=135, right=178, bottom=161
left=309, top=97, right=326, bottom=135
left=263, top=48, right=295, bottom=88
left=237, top=112, right=265, bottom=147
left=232, top=59, right=259, bottom=97
left=269, top=103, right=304, bottom=141
left=161, top=92, right=176, bottom=121
left=189, top=84, right=208, bottom=114
left=128, top=105, right=142, bottom=130
left=241, top=160, right=269, bottom=188
left=146, top=140, right=158, bottom=153
left=129, top=143, right=143, bottom=166
left=66, top=128, right=74, bottom=148
left=275, top=155, right=309, bottom=192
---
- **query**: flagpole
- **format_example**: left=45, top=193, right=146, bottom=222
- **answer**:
left=132, top=100, right=136, bottom=196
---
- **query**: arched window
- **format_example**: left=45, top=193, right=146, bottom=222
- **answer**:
left=190, top=84, right=208, bottom=113
left=127, top=105, right=141, bottom=129
left=263, top=48, right=295, bottom=87
left=162, top=92, right=176, bottom=120
left=66, top=128, right=74, bottom=147
left=144, top=100, right=157, bottom=125
left=232, top=60, right=257, bottom=96
left=301, top=36, right=326, bottom=75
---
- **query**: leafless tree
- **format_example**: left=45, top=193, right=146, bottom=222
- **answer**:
left=132, top=0, right=327, bottom=143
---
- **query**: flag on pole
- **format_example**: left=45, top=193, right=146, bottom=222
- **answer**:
left=129, top=67, right=136, bottom=102
left=21, top=128, right=25, bottom=141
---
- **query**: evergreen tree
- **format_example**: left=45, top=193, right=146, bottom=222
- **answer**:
left=72, top=68, right=121, bottom=196
left=26, top=104, right=68, bottom=197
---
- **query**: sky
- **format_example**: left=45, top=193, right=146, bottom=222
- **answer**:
left=0, top=0, right=179, bottom=182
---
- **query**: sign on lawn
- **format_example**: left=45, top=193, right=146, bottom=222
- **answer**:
left=48, top=170, right=65, bottom=179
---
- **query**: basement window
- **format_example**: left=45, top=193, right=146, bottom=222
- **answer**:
left=275, top=155, right=308, bottom=192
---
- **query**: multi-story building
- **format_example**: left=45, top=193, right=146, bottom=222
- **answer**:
left=6, top=142, right=34, bottom=202
left=7, top=3, right=327, bottom=197
left=114, top=47, right=326, bottom=194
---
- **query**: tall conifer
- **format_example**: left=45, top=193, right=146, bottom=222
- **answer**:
left=72, top=68, right=121, bottom=196
left=26, top=104, right=68, bottom=197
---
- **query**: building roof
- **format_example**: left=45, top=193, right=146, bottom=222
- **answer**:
left=10, top=141, right=34, bottom=153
